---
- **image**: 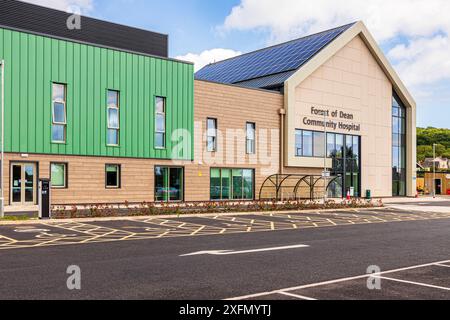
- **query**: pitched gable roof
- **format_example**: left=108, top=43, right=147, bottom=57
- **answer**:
left=195, top=22, right=356, bottom=89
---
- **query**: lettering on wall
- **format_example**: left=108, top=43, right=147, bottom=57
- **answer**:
left=302, top=106, right=361, bottom=132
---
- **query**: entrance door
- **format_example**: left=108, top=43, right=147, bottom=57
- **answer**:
left=435, top=179, right=442, bottom=195
left=11, top=163, right=37, bottom=205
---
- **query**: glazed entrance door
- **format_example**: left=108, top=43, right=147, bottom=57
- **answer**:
left=11, top=163, right=37, bottom=205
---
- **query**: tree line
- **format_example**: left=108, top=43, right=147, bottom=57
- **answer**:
left=417, top=127, right=450, bottom=162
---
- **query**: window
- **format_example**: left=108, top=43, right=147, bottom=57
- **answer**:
left=155, top=97, right=166, bottom=149
left=327, top=133, right=361, bottom=198
left=210, top=168, right=254, bottom=201
left=107, top=90, right=120, bottom=146
left=51, top=163, right=67, bottom=188
left=294, top=130, right=314, bottom=157
left=246, top=122, right=256, bottom=154
left=392, top=94, right=407, bottom=197
left=345, top=135, right=354, bottom=158
left=52, top=83, right=67, bottom=143
left=105, top=164, right=120, bottom=188
left=303, top=131, right=313, bottom=156
left=327, top=133, right=336, bottom=157
left=335, top=134, right=344, bottom=158
left=155, top=166, right=184, bottom=202
left=207, top=118, right=217, bottom=152
left=313, top=132, right=325, bottom=158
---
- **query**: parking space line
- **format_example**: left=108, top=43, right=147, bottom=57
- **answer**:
left=227, top=259, right=450, bottom=300
left=1, top=208, right=450, bottom=251
left=191, top=226, right=205, bottom=236
left=435, top=263, right=450, bottom=268
left=278, top=292, right=316, bottom=300
left=376, top=276, right=450, bottom=291
left=0, top=234, right=18, bottom=243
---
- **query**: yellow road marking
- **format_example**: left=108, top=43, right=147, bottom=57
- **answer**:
left=327, top=219, right=337, bottom=226
left=190, top=226, right=205, bottom=236
left=1, top=210, right=450, bottom=251
left=0, top=234, right=18, bottom=243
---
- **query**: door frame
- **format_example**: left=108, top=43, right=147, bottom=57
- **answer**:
left=435, top=178, right=442, bottom=195
left=9, top=161, right=39, bottom=206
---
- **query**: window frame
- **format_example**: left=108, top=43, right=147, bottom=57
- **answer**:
left=296, top=129, right=360, bottom=160
left=50, top=162, right=68, bottom=189
left=206, top=118, right=218, bottom=152
left=154, top=96, right=167, bottom=150
left=105, top=164, right=121, bottom=189
left=154, top=165, right=185, bottom=203
left=246, top=122, right=256, bottom=154
left=210, top=167, right=255, bottom=201
left=52, top=83, right=67, bottom=144
left=106, top=89, right=120, bottom=147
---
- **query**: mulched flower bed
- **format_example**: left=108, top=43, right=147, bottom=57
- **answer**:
left=51, top=199, right=383, bottom=219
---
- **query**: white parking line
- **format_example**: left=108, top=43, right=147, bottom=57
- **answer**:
left=376, top=276, right=450, bottom=291
left=278, top=292, right=317, bottom=300
left=435, top=263, right=450, bottom=268
left=226, top=259, right=450, bottom=300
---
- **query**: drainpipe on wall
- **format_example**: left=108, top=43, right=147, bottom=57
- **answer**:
left=279, top=108, right=286, bottom=175
left=0, top=60, right=4, bottom=218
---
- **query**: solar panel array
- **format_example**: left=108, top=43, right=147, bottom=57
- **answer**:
left=195, top=23, right=355, bottom=86
left=235, top=70, right=296, bottom=89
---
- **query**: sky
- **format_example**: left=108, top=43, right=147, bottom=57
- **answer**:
left=21, top=0, right=450, bottom=129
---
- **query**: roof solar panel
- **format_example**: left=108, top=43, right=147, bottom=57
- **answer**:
left=195, top=22, right=355, bottom=87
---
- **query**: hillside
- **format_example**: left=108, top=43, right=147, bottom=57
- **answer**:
left=417, top=127, right=450, bottom=162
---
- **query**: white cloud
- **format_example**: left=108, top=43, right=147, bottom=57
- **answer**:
left=388, top=36, right=450, bottom=87
left=219, top=0, right=450, bottom=92
left=176, top=49, right=242, bottom=72
left=20, top=0, right=93, bottom=13
left=221, top=0, right=450, bottom=43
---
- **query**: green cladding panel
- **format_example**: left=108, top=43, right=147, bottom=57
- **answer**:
left=0, top=28, right=194, bottom=160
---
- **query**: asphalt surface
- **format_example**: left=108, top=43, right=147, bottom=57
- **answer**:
left=0, top=207, right=449, bottom=300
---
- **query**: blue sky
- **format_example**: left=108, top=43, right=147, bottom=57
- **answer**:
left=24, top=0, right=450, bottom=129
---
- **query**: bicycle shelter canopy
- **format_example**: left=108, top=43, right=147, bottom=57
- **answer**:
left=259, top=174, right=343, bottom=201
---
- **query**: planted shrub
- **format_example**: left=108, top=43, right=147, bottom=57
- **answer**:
left=51, top=198, right=382, bottom=219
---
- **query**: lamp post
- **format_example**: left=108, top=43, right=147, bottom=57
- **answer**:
left=433, top=143, right=437, bottom=199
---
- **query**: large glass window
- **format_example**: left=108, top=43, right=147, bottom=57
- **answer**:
left=295, top=130, right=303, bottom=157
left=210, top=168, right=254, bottom=201
left=295, top=130, right=314, bottom=157
left=105, top=164, right=120, bottom=188
left=295, top=128, right=361, bottom=197
left=295, top=130, right=328, bottom=158
left=52, top=83, right=67, bottom=143
left=392, top=94, right=407, bottom=196
left=155, top=97, right=166, bottom=149
left=327, top=133, right=336, bottom=157
left=313, top=132, right=325, bottom=158
left=335, top=134, right=344, bottom=158
left=107, top=90, right=120, bottom=146
left=155, top=166, right=184, bottom=202
left=326, top=132, right=361, bottom=198
left=303, top=131, right=313, bottom=157
left=246, top=122, right=256, bottom=154
left=51, top=163, right=67, bottom=188
left=207, top=118, right=217, bottom=152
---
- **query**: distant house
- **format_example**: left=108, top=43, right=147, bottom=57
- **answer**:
left=423, top=157, right=450, bottom=170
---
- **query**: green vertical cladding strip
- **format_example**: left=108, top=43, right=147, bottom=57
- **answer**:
left=11, top=31, right=19, bottom=152
left=35, top=36, right=43, bottom=153
left=28, top=34, right=36, bottom=153
left=138, top=55, right=144, bottom=158
left=1, top=27, right=193, bottom=160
